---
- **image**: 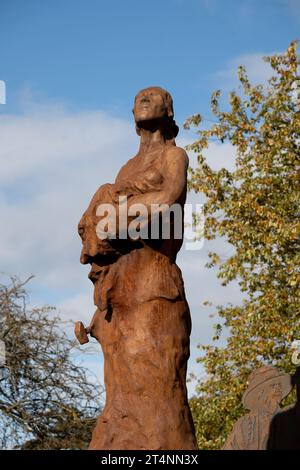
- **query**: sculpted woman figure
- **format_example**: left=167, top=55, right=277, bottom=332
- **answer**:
left=76, top=87, right=197, bottom=450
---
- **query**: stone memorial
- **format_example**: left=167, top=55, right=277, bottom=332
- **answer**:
left=223, top=365, right=300, bottom=450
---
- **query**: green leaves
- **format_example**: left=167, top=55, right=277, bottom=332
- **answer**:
left=187, top=42, right=300, bottom=449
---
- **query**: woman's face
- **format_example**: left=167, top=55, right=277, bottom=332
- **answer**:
left=133, top=88, right=167, bottom=124
left=257, top=382, right=282, bottom=413
left=268, top=382, right=283, bottom=410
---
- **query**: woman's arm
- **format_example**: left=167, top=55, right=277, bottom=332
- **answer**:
left=127, top=147, right=188, bottom=208
left=115, top=147, right=188, bottom=240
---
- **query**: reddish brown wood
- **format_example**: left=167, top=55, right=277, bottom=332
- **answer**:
left=76, top=87, right=197, bottom=450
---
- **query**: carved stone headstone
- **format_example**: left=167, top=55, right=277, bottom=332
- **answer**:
left=223, top=366, right=300, bottom=450
left=75, top=87, right=197, bottom=450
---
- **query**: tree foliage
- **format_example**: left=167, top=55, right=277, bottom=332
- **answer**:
left=185, top=42, right=300, bottom=449
left=0, top=275, right=102, bottom=449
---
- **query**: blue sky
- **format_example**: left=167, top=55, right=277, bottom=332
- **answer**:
left=2, top=0, right=299, bottom=119
left=0, top=0, right=299, bottom=395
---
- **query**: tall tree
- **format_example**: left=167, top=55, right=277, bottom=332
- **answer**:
left=185, top=42, right=300, bottom=449
left=0, top=275, right=102, bottom=449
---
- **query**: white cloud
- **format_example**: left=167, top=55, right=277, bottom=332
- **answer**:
left=0, top=108, right=134, bottom=186
left=58, top=292, right=95, bottom=325
left=192, top=141, right=236, bottom=172
left=214, top=52, right=274, bottom=91
left=0, top=102, right=137, bottom=294
left=0, top=98, right=244, bottom=395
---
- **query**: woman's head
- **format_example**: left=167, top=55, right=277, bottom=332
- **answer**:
left=133, top=86, right=179, bottom=143
left=242, top=366, right=292, bottom=413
